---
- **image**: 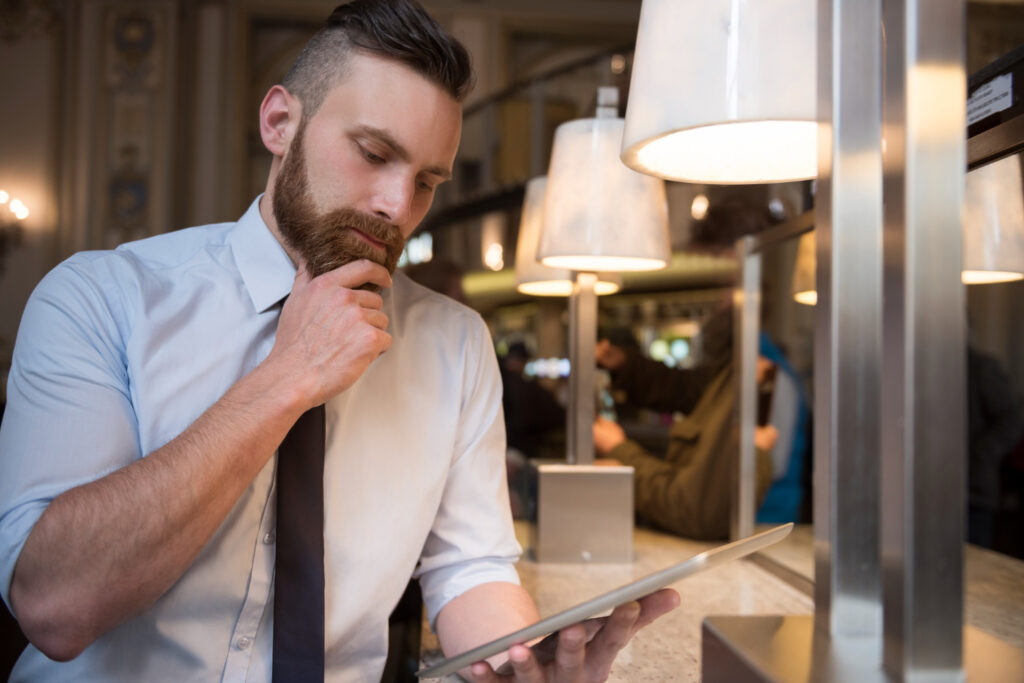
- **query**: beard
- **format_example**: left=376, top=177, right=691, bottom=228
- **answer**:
left=272, top=118, right=406, bottom=291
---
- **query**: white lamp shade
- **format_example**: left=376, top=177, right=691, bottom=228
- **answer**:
left=515, top=176, right=621, bottom=296
left=621, top=0, right=817, bottom=184
left=963, top=154, right=1024, bottom=284
left=538, top=118, right=670, bottom=272
left=792, top=231, right=817, bottom=305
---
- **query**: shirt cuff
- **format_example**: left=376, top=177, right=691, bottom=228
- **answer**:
left=416, top=558, right=521, bottom=630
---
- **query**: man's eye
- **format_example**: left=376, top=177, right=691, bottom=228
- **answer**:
left=416, top=181, right=436, bottom=192
left=361, top=147, right=385, bottom=163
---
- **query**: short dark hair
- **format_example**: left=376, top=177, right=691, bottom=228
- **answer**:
left=282, top=0, right=474, bottom=119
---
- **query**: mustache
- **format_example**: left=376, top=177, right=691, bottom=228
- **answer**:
left=304, top=208, right=404, bottom=274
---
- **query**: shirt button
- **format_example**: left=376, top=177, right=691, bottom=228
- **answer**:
left=236, top=636, right=252, bottom=650
left=263, top=531, right=275, bottom=545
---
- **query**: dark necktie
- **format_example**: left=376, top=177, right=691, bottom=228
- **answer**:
left=273, top=403, right=326, bottom=682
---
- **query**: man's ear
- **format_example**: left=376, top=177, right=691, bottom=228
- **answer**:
left=259, top=85, right=302, bottom=158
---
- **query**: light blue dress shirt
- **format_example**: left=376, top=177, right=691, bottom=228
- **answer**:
left=0, top=197, right=521, bottom=682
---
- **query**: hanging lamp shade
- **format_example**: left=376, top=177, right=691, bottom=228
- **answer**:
left=515, top=176, right=621, bottom=296
left=621, top=0, right=817, bottom=184
left=538, top=116, right=670, bottom=272
left=792, top=231, right=817, bottom=305
left=963, top=154, right=1024, bottom=285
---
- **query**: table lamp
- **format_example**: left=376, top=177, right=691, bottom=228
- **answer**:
left=527, top=87, right=669, bottom=563
left=538, top=86, right=670, bottom=466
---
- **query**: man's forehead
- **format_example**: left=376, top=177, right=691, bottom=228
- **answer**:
left=316, top=53, right=462, bottom=164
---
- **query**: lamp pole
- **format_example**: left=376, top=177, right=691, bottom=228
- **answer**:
left=566, top=271, right=598, bottom=464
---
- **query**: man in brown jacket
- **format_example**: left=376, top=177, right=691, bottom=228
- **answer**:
left=593, top=305, right=776, bottom=540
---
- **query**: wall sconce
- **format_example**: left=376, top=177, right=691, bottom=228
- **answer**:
left=963, top=154, right=1024, bottom=284
left=514, top=176, right=621, bottom=297
left=620, top=0, right=817, bottom=184
left=0, top=189, right=28, bottom=273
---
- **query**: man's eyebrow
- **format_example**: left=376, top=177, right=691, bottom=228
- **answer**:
left=354, top=125, right=453, bottom=180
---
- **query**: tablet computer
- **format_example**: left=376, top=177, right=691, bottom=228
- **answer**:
left=416, top=522, right=793, bottom=678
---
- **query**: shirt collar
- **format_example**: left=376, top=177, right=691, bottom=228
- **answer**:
left=230, top=195, right=297, bottom=313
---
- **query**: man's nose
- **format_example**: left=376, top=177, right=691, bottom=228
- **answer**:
left=369, top=177, right=414, bottom=227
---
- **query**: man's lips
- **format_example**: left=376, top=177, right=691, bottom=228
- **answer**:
left=351, top=228, right=387, bottom=252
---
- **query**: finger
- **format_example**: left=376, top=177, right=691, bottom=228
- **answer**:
left=553, top=623, right=586, bottom=681
left=506, top=643, right=546, bottom=683
left=582, top=601, right=641, bottom=679
left=350, top=289, right=385, bottom=311
left=462, top=660, right=500, bottom=683
left=601, top=600, right=642, bottom=650
left=633, top=588, right=680, bottom=631
left=318, top=259, right=393, bottom=291
left=362, top=309, right=390, bottom=332
left=581, top=616, right=608, bottom=642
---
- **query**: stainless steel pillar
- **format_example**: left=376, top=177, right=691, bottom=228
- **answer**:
left=814, top=0, right=884, bottom=640
left=881, top=0, right=967, bottom=678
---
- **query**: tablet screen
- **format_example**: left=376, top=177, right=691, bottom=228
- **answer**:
left=416, top=523, right=793, bottom=678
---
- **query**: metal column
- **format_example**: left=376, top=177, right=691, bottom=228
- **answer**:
left=881, top=0, right=966, bottom=678
left=814, top=0, right=884, bottom=641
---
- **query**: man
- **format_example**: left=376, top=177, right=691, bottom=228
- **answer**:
left=592, top=305, right=778, bottom=540
left=0, top=1, right=676, bottom=681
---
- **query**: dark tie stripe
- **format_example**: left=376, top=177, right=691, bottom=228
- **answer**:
left=272, top=403, right=326, bottom=682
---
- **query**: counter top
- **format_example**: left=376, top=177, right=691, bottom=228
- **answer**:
left=420, top=522, right=813, bottom=681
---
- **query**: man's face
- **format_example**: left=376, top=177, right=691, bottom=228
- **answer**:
left=272, top=52, right=462, bottom=280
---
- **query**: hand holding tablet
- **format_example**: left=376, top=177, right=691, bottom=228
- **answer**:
left=417, top=523, right=793, bottom=679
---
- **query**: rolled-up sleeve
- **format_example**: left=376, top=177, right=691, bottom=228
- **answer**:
left=413, top=315, right=522, bottom=627
left=0, top=256, right=141, bottom=610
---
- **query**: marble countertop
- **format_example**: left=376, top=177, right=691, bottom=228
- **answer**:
left=420, top=522, right=813, bottom=682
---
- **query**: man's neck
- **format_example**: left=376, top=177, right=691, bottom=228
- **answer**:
left=258, top=193, right=304, bottom=272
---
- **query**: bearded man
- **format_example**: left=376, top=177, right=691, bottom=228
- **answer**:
left=0, top=1, right=676, bottom=682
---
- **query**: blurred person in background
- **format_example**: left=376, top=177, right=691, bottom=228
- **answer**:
left=592, top=304, right=778, bottom=540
